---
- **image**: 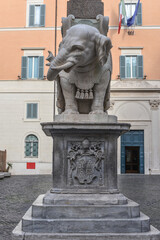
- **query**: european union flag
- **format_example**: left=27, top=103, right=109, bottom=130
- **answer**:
left=127, top=0, right=140, bottom=27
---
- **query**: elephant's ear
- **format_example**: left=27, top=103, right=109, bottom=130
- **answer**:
left=95, top=33, right=112, bottom=65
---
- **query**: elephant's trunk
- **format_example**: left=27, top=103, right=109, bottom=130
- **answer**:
left=47, top=48, right=76, bottom=81
left=51, top=61, right=75, bottom=71
left=47, top=61, right=75, bottom=81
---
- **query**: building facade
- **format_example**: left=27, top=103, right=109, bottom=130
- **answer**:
left=0, top=0, right=160, bottom=174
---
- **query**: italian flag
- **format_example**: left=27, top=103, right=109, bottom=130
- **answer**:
left=118, top=0, right=126, bottom=34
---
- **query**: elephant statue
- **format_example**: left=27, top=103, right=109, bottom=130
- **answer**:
left=47, top=24, right=112, bottom=115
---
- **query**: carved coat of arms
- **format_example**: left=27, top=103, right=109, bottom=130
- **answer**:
left=67, top=139, right=104, bottom=186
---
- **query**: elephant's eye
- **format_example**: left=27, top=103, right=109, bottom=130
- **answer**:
left=71, top=45, right=84, bottom=52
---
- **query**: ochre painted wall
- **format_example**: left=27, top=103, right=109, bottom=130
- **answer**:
left=0, top=0, right=160, bottom=80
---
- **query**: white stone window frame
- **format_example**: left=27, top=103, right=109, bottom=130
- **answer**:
left=24, top=100, right=40, bottom=122
left=123, top=50, right=140, bottom=79
left=124, top=0, right=138, bottom=3
left=120, top=48, right=142, bottom=56
left=26, top=0, right=44, bottom=27
left=122, top=49, right=142, bottom=79
left=22, top=48, right=44, bottom=80
left=120, top=47, right=143, bottom=79
left=25, top=134, right=39, bottom=158
left=23, top=49, right=44, bottom=57
left=23, top=132, right=40, bottom=161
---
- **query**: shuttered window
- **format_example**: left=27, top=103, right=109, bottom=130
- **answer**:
left=27, top=103, right=38, bottom=119
left=120, top=3, right=142, bottom=26
left=25, top=135, right=38, bottom=157
left=120, top=55, right=143, bottom=79
left=21, top=56, right=44, bottom=80
left=29, top=4, right=46, bottom=27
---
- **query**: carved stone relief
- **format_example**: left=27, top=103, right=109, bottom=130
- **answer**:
left=109, top=101, right=115, bottom=110
left=149, top=100, right=160, bottom=110
left=67, top=139, right=104, bottom=186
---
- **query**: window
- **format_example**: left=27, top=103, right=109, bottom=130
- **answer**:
left=120, top=55, right=143, bottom=79
left=25, top=135, right=38, bottom=157
left=27, top=103, right=38, bottom=119
left=28, top=57, right=39, bottom=79
left=126, top=56, right=137, bottom=78
left=21, top=56, right=44, bottom=79
left=29, top=4, right=45, bottom=27
left=120, top=2, right=142, bottom=26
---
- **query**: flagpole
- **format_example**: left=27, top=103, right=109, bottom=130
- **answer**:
left=53, top=0, right=57, bottom=121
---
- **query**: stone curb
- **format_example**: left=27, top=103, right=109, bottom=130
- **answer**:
left=0, top=172, right=11, bottom=179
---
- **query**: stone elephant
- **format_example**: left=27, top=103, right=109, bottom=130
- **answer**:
left=47, top=24, right=112, bottom=114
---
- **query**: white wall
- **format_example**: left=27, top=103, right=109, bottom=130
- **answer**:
left=0, top=80, right=54, bottom=174
left=109, top=79, right=160, bottom=174
left=0, top=79, right=160, bottom=175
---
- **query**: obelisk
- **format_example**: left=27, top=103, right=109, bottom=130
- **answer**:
left=67, top=0, right=104, bottom=19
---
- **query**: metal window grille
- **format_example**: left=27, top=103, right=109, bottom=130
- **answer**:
left=25, top=135, right=38, bottom=157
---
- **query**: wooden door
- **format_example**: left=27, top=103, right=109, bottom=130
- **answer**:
left=0, top=150, right=6, bottom=172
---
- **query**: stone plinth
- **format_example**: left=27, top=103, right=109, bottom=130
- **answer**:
left=67, top=0, right=104, bottom=19
left=12, top=118, right=160, bottom=239
left=41, top=119, right=130, bottom=194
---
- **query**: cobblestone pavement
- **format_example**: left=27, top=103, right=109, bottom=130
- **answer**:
left=0, top=175, right=160, bottom=240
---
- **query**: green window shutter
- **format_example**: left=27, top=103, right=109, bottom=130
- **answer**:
left=137, top=3, right=142, bottom=26
left=119, top=3, right=125, bottom=26
left=137, top=55, right=143, bottom=79
left=33, top=142, right=38, bottom=157
left=38, top=56, right=44, bottom=79
left=27, top=103, right=38, bottom=118
left=32, top=103, right=38, bottom=118
left=29, top=5, right=35, bottom=27
left=40, top=5, right=46, bottom=27
left=120, top=56, right=125, bottom=79
left=21, top=56, right=28, bottom=79
left=25, top=142, right=31, bottom=157
left=27, top=103, right=32, bottom=118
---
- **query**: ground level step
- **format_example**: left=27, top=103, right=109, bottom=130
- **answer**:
left=12, top=221, right=160, bottom=240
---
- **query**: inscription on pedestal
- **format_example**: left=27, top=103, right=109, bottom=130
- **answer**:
left=67, top=139, right=104, bottom=186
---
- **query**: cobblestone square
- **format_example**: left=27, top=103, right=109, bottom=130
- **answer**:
left=0, top=175, right=160, bottom=240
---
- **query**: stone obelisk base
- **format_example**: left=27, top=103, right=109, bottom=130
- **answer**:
left=12, top=117, right=160, bottom=240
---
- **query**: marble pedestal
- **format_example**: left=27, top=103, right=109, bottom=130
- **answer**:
left=12, top=116, right=160, bottom=239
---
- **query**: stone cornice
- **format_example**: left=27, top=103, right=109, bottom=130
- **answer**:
left=118, top=47, right=144, bottom=49
left=111, top=80, right=160, bottom=92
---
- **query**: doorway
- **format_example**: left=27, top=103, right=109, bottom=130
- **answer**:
left=125, top=146, right=140, bottom=173
left=121, top=130, right=144, bottom=174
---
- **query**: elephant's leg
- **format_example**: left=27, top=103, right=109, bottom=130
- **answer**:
left=60, top=77, right=78, bottom=114
left=90, top=70, right=110, bottom=114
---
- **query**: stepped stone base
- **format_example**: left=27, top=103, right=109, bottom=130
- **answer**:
left=12, top=194, right=160, bottom=240
left=12, top=121, right=160, bottom=239
left=13, top=222, right=160, bottom=240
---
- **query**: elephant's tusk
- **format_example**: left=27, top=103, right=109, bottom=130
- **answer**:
left=51, top=61, right=75, bottom=71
